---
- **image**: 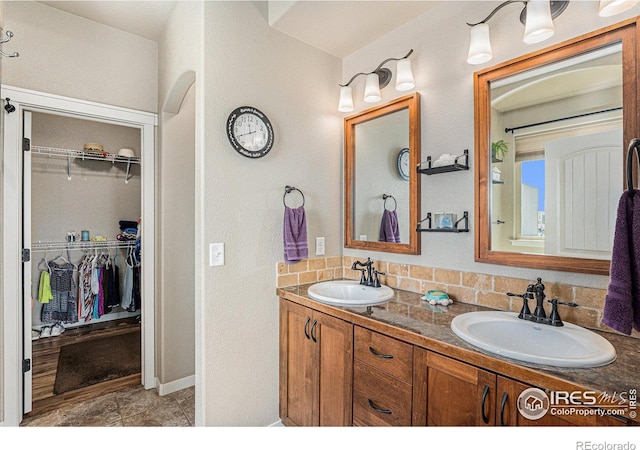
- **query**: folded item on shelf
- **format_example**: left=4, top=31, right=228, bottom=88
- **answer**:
left=119, top=220, right=138, bottom=230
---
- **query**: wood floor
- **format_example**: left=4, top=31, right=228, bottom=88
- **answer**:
left=26, top=317, right=142, bottom=418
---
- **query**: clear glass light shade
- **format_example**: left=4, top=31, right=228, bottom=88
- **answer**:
left=467, top=23, right=493, bottom=65
left=395, top=59, right=415, bottom=91
left=598, top=0, right=639, bottom=16
left=338, top=85, right=354, bottom=112
left=364, top=73, right=381, bottom=103
left=523, top=0, right=555, bottom=44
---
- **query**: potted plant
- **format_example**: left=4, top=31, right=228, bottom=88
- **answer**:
left=492, top=140, right=509, bottom=161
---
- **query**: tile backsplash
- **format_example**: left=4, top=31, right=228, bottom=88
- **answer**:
left=276, top=256, right=638, bottom=339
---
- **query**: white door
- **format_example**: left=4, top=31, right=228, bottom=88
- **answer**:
left=22, top=110, right=33, bottom=413
left=545, top=128, right=622, bottom=258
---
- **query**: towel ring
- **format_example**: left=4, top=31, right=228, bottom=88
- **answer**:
left=382, top=194, right=397, bottom=212
left=626, top=138, right=640, bottom=196
left=284, top=185, right=305, bottom=207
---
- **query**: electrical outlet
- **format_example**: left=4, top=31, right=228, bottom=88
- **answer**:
left=315, top=237, right=325, bottom=256
left=209, top=243, right=224, bottom=266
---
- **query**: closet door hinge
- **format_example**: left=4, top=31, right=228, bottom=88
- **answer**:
left=22, top=137, right=30, bottom=152
left=23, top=358, right=31, bottom=373
left=21, top=248, right=30, bottom=263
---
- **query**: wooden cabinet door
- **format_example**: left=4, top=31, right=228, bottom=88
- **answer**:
left=279, top=299, right=353, bottom=426
left=426, top=351, right=496, bottom=426
left=497, top=377, right=627, bottom=426
left=279, top=299, right=318, bottom=426
left=315, top=309, right=353, bottom=426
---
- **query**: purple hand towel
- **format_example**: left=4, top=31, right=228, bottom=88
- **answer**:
left=283, top=206, right=308, bottom=264
left=602, top=189, right=640, bottom=335
left=379, top=209, right=401, bottom=243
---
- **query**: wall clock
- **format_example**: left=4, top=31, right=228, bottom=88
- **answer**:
left=397, top=148, right=410, bottom=180
left=226, top=106, right=274, bottom=158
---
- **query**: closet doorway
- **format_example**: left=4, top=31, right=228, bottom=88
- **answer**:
left=2, top=86, right=156, bottom=425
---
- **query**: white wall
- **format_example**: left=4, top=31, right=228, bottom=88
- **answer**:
left=2, top=1, right=158, bottom=112
left=342, top=1, right=639, bottom=290
left=201, top=1, right=342, bottom=425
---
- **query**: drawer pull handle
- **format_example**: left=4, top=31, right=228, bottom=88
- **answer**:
left=500, top=392, right=508, bottom=426
left=368, top=399, right=392, bottom=415
left=481, top=384, right=490, bottom=424
left=304, top=317, right=311, bottom=340
left=310, top=319, right=318, bottom=343
left=369, top=346, right=393, bottom=359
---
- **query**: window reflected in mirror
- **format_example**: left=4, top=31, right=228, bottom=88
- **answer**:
left=489, top=43, right=622, bottom=260
left=475, top=20, right=638, bottom=275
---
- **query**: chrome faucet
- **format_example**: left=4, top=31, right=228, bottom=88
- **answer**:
left=351, top=257, right=385, bottom=287
left=506, top=277, right=578, bottom=327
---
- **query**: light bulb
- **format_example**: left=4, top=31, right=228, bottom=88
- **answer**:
left=523, top=0, right=555, bottom=44
left=364, top=73, right=381, bottom=103
left=338, top=86, right=354, bottom=112
left=467, top=23, right=492, bottom=65
left=395, top=59, right=415, bottom=91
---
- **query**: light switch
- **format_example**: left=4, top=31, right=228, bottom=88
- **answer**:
left=315, top=237, right=325, bottom=256
left=209, top=243, right=224, bottom=266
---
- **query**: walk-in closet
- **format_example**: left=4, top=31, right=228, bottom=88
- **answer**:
left=29, top=112, right=142, bottom=414
left=2, top=86, right=156, bottom=421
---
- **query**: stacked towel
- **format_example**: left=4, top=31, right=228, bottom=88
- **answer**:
left=284, top=206, right=308, bottom=264
left=379, top=209, right=401, bottom=243
left=602, top=190, right=640, bottom=335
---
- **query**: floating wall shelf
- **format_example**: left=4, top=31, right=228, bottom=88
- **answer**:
left=417, top=149, right=469, bottom=175
left=417, top=211, right=469, bottom=233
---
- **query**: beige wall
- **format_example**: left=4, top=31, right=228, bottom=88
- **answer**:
left=157, top=83, right=196, bottom=386
left=2, top=1, right=158, bottom=113
left=156, top=0, right=200, bottom=401
left=0, top=0, right=5, bottom=425
left=201, top=1, right=342, bottom=425
left=342, top=1, right=639, bottom=291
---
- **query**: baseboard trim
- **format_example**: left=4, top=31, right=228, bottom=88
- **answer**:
left=156, top=374, right=195, bottom=396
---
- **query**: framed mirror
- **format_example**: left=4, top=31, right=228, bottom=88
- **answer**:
left=475, top=19, right=638, bottom=275
left=345, top=93, right=421, bottom=255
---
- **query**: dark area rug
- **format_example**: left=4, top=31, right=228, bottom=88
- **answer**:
left=53, top=330, right=141, bottom=395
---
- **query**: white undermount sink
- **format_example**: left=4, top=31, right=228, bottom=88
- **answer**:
left=307, top=280, right=394, bottom=307
left=451, top=311, right=616, bottom=368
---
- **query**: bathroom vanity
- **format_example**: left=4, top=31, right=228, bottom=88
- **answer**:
left=278, top=283, right=639, bottom=427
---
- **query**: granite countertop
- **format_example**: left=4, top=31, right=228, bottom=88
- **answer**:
left=278, top=282, right=640, bottom=422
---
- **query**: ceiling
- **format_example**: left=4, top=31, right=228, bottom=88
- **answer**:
left=39, top=0, right=441, bottom=57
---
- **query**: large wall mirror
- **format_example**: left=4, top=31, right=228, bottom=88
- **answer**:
left=345, top=93, right=421, bottom=254
left=475, top=19, right=638, bottom=275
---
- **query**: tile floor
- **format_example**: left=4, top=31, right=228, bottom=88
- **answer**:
left=20, top=384, right=195, bottom=427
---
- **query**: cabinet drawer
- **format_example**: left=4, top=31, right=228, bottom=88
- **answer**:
left=353, top=360, right=412, bottom=426
left=354, top=326, right=413, bottom=383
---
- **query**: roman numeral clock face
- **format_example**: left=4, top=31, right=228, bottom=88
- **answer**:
left=226, top=106, right=274, bottom=158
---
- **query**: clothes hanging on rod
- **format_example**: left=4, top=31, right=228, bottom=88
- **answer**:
left=41, top=259, right=78, bottom=324
left=121, top=245, right=141, bottom=312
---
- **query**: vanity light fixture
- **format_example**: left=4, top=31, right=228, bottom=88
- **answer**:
left=338, top=49, right=415, bottom=112
left=466, top=0, right=569, bottom=65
